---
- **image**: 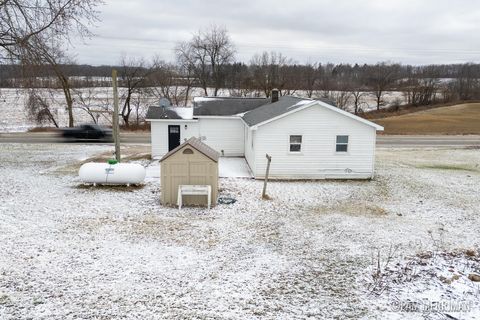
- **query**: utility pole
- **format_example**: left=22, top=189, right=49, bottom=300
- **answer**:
left=112, top=69, right=121, bottom=162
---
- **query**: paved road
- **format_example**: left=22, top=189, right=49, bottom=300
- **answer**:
left=1, top=132, right=480, bottom=148
left=0, top=132, right=151, bottom=144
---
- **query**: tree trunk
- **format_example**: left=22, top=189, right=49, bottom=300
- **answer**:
left=49, top=111, right=59, bottom=128
left=376, top=91, right=382, bottom=111
left=122, top=94, right=131, bottom=128
left=57, top=73, right=74, bottom=127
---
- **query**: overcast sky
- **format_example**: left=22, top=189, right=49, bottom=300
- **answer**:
left=72, top=0, right=480, bottom=66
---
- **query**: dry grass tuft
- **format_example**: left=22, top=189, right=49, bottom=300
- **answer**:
left=313, top=201, right=388, bottom=216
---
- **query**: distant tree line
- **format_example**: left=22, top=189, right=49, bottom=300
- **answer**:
left=2, top=21, right=480, bottom=128
left=2, top=54, right=480, bottom=113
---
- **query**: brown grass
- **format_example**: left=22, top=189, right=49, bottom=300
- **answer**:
left=363, top=100, right=480, bottom=120
left=120, top=122, right=151, bottom=131
left=27, top=127, right=59, bottom=132
left=313, top=201, right=388, bottom=216
left=372, top=103, right=480, bottom=135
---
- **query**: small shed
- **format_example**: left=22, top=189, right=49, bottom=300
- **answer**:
left=160, top=137, right=219, bottom=207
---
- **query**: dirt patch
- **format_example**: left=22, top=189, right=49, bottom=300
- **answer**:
left=73, top=184, right=146, bottom=191
left=313, top=201, right=388, bottom=216
left=417, top=164, right=480, bottom=172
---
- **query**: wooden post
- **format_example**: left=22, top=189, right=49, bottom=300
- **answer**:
left=112, top=69, right=121, bottom=162
left=262, top=154, right=272, bottom=199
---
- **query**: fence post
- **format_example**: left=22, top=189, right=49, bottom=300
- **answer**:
left=262, top=154, right=272, bottom=199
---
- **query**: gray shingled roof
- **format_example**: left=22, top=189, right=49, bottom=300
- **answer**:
left=160, top=137, right=220, bottom=162
left=193, top=97, right=269, bottom=116
left=145, top=106, right=182, bottom=120
left=242, top=96, right=322, bottom=126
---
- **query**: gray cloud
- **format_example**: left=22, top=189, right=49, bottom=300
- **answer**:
left=71, top=0, right=480, bottom=65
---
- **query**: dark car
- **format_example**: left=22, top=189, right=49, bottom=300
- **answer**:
left=60, top=124, right=113, bottom=142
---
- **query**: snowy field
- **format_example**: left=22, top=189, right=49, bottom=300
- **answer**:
left=0, top=144, right=479, bottom=319
left=0, top=87, right=406, bottom=133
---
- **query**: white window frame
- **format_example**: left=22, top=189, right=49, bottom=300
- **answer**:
left=289, top=135, right=303, bottom=153
left=335, top=135, right=349, bottom=153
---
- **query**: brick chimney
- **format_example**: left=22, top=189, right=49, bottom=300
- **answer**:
left=271, top=89, right=279, bottom=103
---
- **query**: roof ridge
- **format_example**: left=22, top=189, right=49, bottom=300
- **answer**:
left=281, top=95, right=312, bottom=100
left=194, top=96, right=268, bottom=100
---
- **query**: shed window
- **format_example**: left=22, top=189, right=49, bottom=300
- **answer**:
left=289, top=135, right=302, bottom=152
left=182, top=148, right=194, bottom=154
left=336, top=135, right=349, bottom=152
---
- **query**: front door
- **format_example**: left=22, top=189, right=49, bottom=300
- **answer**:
left=168, top=125, right=181, bottom=151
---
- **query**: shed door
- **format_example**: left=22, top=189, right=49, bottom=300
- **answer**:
left=168, top=125, right=181, bottom=151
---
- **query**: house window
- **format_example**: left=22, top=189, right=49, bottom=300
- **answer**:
left=289, top=135, right=302, bottom=152
left=336, top=135, right=349, bottom=152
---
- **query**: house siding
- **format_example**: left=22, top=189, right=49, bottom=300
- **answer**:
left=150, top=121, right=199, bottom=159
left=198, top=118, right=245, bottom=156
left=150, top=117, right=245, bottom=159
left=244, top=124, right=256, bottom=173
left=252, top=105, right=376, bottom=179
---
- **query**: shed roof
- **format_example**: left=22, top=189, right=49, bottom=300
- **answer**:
left=193, top=97, right=269, bottom=116
left=160, top=137, right=220, bottom=162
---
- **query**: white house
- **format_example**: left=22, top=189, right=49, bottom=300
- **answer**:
left=146, top=92, right=384, bottom=179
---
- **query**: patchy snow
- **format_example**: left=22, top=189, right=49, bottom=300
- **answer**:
left=143, top=157, right=252, bottom=180
left=0, top=144, right=479, bottom=319
left=362, top=250, right=480, bottom=319
left=193, top=97, right=222, bottom=103
left=218, top=157, right=253, bottom=178
left=171, top=107, right=193, bottom=120
left=289, top=99, right=314, bottom=109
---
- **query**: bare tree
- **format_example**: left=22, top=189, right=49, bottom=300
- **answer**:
left=176, top=25, right=235, bottom=96
left=21, top=36, right=76, bottom=127
left=250, top=51, right=293, bottom=97
left=303, top=63, right=321, bottom=98
left=1, top=0, right=102, bottom=58
left=365, top=63, right=400, bottom=111
left=3, top=0, right=102, bottom=127
left=118, top=55, right=152, bottom=127
left=148, top=58, right=193, bottom=106
left=454, top=63, right=480, bottom=100
left=73, top=87, right=112, bottom=124
left=350, top=90, right=368, bottom=114
left=25, top=89, right=59, bottom=128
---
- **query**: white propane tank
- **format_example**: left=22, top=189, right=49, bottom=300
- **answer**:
left=79, top=162, right=146, bottom=185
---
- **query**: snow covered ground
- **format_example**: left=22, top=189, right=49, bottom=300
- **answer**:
left=218, top=157, right=252, bottom=178
left=0, top=144, right=479, bottom=319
